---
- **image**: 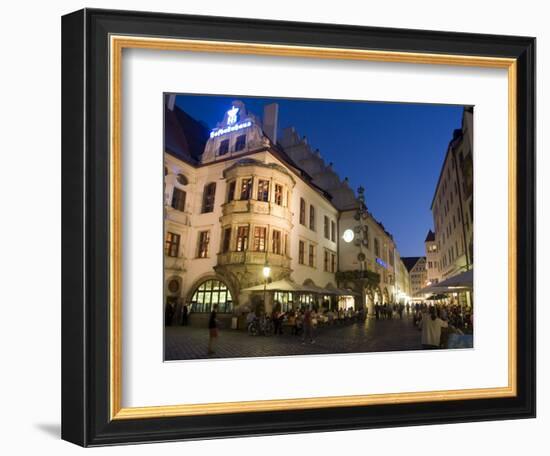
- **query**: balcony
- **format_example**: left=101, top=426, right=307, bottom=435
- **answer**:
left=222, top=200, right=292, bottom=220
left=217, top=251, right=291, bottom=269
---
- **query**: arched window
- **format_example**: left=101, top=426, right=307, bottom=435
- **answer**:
left=190, top=279, right=233, bottom=313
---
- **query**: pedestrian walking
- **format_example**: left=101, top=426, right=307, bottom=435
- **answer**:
left=181, top=304, right=188, bottom=326
left=207, top=304, right=219, bottom=355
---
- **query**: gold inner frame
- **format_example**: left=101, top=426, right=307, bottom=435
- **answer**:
left=109, top=35, right=517, bottom=420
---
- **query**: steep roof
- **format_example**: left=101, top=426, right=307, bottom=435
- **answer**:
left=425, top=229, right=436, bottom=242
left=164, top=102, right=210, bottom=164
left=401, top=256, right=425, bottom=272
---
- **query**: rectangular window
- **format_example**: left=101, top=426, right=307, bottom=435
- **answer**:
left=272, top=230, right=282, bottom=254
left=227, top=181, right=236, bottom=202
left=324, top=250, right=329, bottom=272
left=222, top=227, right=231, bottom=253
left=309, top=205, right=316, bottom=231
left=324, top=216, right=330, bottom=239
left=236, top=226, right=249, bottom=252
left=197, top=231, right=210, bottom=258
left=257, top=179, right=269, bottom=202
left=240, top=178, right=252, bottom=200
left=253, top=226, right=267, bottom=252
left=298, top=240, right=305, bottom=264
left=331, top=220, right=336, bottom=242
left=202, top=182, right=216, bottom=213
left=308, top=244, right=315, bottom=267
left=234, top=134, right=246, bottom=151
left=331, top=253, right=336, bottom=273
left=165, top=232, right=180, bottom=257
left=171, top=187, right=186, bottom=212
left=299, top=198, right=306, bottom=225
left=389, top=249, right=394, bottom=266
left=374, top=238, right=380, bottom=257
left=274, top=184, right=283, bottom=205
left=218, top=139, right=229, bottom=156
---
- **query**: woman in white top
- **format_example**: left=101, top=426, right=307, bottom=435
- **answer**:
left=419, top=307, right=448, bottom=349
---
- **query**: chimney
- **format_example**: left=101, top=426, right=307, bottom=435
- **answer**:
left=263, top=103, right=279, bottom=144
left=166, top=94, right=176, bottom=111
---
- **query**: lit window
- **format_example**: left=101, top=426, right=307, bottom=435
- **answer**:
left=165, top=232, right=180, bottom=257
left=236, top=226, right=249, bottom=252
left=227, top=181, right=236, bottom=202
left=253, top=226, right=267, bottom=252
left=257, top=180, right=269, bottom=202
left=197, top=231, right=210, bottom=258
left=240, top=178, right=252, bottom=200
left=274, top=184, right=283, bottom=205
left=190, top=280, right=233, bottom=313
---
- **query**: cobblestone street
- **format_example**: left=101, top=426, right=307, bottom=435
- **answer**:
left=165, top=314, right=423, bottom=361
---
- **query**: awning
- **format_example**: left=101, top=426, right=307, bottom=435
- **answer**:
left=240, top=279, right=306, bottom=293
left=418, top=269, right=473, bottom=295
left=241, top=280, right=359, bottom=296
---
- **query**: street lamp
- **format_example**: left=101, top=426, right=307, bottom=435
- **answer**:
left=262, top=263, right=271, bottom=310
left=342, top=229, right=355, bottom=243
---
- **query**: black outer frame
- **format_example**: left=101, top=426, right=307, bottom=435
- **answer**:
left=61, top=8, right=536, bottom=447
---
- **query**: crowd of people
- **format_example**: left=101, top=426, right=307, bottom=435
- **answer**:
left=412, top=302, right=473, bottom=349
left=196, top=299, right=473, bottom=355
left=245, top=304, right=368, bottom=344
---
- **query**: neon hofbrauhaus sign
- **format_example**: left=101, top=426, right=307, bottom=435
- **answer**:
left=210, top=106, right=252, bottom=138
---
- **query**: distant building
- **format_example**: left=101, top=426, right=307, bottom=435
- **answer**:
left=164, top=95, right=409, bottom=326
left=424, top=229, right=440, bottom=285
left=401, top=256, right=427, bottom=299
left=430, top=107, right=473, bottom=281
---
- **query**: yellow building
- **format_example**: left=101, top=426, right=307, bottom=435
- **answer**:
left=164, top=96, right=408, bottom=325
left=430, top=107, right=473, bottom=281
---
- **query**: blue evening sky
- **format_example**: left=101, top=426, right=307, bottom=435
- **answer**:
left=174, top=94, right=464, bottom=257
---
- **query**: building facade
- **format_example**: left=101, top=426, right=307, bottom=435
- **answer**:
left=401, top=257, right=427, bottom=299
left=429, top=107, right=474, bottom=281
left=424, top=229, right=440, bottom=285
left=164, top=96, right=410, bottom=325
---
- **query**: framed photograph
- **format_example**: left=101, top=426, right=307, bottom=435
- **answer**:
left=61, top=8, right=535, bottom=446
